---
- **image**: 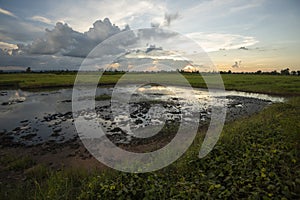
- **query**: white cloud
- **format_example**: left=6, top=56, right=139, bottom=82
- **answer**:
left=125, top=48, right=186, bottom=61
left=51, top=0, right=167, bottom=32
left=181, top=0, right=263, bottom=18
left=15, top=18, right=128, bottom=57
left=0, top=41, right=18, bottom=55
left=0, top=7, right=17, bottom=18
left=85, top=18, right=123, bottom=41
left=0, top=41, right=18, bottom=50
left=229, top=0, right=263, bottom=13
left=186, top=32, right=258, bottom=52
left=31, top=16, right=52, bottom=24
left=182, top=65, right=197, bottom=72
left=167, top=0, right=266, bottom=35
left=108, top=62, right=120, bottom=70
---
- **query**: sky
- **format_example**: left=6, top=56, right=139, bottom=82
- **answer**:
left=0, top=0, right=299, bottom=72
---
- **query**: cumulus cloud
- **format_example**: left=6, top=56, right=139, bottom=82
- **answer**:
left=15, top=18, right=130, bottom=58
left=25, top=22, right=85, bottom=55
left=182, top=64, right=206, bottom=72
left=182, top=65, right=197, bottom=72
left=107, top=62, right=120, bottom=70
left=1, top=23, right=211, bottom=71
left=50, top=0, right=166, bottom=33
left=1, top=26, right=194, bottom=71
left=232, top=60, right=241, bottom=68
left=0, top=42, right=17, bottom=55
left=85, top=18, right=123, bottom=41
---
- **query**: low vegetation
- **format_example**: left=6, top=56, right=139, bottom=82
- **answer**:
left=95, top=94, right=111, bottom=101
left=1, top=97, right=299, bottom=199
left=0, top=154, right=35, bottom=171
left=0, top=72, right=299, bottom=199
left=0, top=72, right=299, bottom=96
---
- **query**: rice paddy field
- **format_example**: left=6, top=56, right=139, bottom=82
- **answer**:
left=0, top=72, right=299, bottom=95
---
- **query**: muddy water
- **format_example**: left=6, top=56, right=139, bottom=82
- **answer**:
left=0, top=86, right=284, bottom=146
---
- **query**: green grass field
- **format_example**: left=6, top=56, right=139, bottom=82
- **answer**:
left=0, top=72, right=299, bottom=199
left=0, top=97, right=299, bottom=199
left=0, top=72, right=299, bottom=96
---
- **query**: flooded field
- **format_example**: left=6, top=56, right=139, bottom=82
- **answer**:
left=0, top=85, right=284, bottom=147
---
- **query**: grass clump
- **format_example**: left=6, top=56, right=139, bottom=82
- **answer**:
left=8, top=156, right=35, bottom=171
left=0, top=154, right=35, bottom=171
left=95, top=94, right=111, bottom=101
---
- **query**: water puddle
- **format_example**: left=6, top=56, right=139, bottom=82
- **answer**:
left=0, top=85, right=284, bottom=146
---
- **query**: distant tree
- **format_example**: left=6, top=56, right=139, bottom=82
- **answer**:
left=26, top=67, right=31, bottom=73
left=280, top=68, right=290, bottom=75
left=291, top=70, right=296, bottom=75
left=227, top=70, right=232, bottom=74
left=256, top=70, right=262, bottom=74
left=270, top=70, right=279, bottom=75
left=297, top=71, right=300, bottom=76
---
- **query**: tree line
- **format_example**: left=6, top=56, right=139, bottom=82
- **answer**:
left=219, top=68, right=300, bottom=75
left=0, top=67, right=299, bottom=75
